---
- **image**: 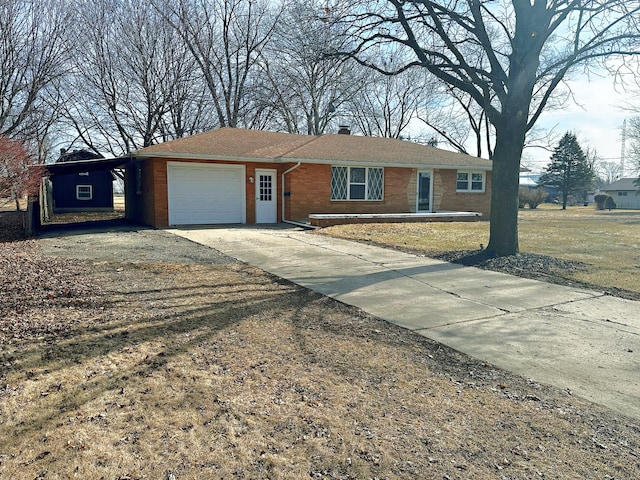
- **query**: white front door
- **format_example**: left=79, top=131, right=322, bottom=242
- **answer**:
left=255, top=169, right=277, bottom=223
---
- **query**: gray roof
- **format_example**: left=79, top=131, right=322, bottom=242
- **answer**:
left=602, top=178, right=640, bottom=191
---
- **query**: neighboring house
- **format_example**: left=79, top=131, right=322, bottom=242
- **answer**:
left=50, top=149, right=114, bottom=213
left=125, top=127, right=493, bottom=227
left=601, top=178, right=640, bottom=209
left=519, top=171, right=541, bottom=188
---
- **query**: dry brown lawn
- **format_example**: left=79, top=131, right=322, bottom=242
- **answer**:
left=319, top=205, right=640, bottom=297
left=1, top=225, right=639, bottom=479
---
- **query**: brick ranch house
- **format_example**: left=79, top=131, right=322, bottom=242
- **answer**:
left=124, top=127, right=492, bottom=227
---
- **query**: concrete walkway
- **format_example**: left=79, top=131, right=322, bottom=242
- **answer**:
left=170, top=225, right=640, bottom=419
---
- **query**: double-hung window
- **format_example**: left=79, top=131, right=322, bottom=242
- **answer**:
left=76, top=185, right=93, bottom=200
left=456, top=171, right=485, bottom=192
left=331, top=166, right=383, bottom=200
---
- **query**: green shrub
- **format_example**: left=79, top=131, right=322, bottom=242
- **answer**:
left=604, top=195, right=617, bottom=210
left=594, top=194, right=609, bottom=210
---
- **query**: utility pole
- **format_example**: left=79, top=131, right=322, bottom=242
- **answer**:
left=621, top=119, right=626, bottom=176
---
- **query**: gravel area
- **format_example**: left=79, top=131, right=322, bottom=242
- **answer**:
left=37, top=219, right=235, bottom=265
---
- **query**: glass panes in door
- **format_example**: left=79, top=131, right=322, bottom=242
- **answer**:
left=259, top=175, right=272, bottom=201
left=418, top=172, right=431, bottom=211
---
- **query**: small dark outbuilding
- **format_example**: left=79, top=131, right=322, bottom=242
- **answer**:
left=50, top=149, right=115, bottom=213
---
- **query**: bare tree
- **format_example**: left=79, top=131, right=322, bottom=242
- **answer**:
left=597, top=161, right=623, bottom=186
left=62, top=0, right=202, bottom=155
left=254, top=0, right=364, bottom=135
left=344, top=1, right=640, bottom=256
left=348, top=59, right=437, bottom=139
left=158, top=0, right=282, bottom=129
left=159, top=81, right=217, bottom=141
left=416, top=86, right=494, bottom=157
left=626, top=115, right=640, bottom=175
left=0, top=0, right=71, bottom=140
left=583, top=145, right=602, bottom=174
left=419, top=79, right=564, bottom=159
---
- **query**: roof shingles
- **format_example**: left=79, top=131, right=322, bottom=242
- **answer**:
left=603, top=178, right=640, bottom=191
left=135, top=127, right=492, bottom=170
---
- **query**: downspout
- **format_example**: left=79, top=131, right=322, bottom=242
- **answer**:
left=281, top=162, right=313, bottom=228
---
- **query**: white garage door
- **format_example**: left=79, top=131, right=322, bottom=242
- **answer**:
left=167, top=162, right=246, bottom=225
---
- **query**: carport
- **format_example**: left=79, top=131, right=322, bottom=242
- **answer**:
left=28, top=156, right=135, bottom=234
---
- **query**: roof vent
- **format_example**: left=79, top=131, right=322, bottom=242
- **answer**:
left=338, top=125, right=351, bottom=135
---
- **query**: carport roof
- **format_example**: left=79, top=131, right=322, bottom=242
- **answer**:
left=133, top=127, right=493, bottom=170
left=44, top=157, right=132, bottom=175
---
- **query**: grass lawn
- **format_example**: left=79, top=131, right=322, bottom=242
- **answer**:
left=320, top=205, right=640, bottom=295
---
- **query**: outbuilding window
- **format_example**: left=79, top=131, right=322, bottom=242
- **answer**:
left=456, top=171, right=485, bottom=192
left=76, top=185, right=93, bottom=200
left=331, top=166, right=383, bottom=200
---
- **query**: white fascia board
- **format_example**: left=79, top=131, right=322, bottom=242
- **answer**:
left=282, top=157, right=493, bottom=171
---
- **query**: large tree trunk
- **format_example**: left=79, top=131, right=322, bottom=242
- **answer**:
left=486, top=118, right=527, bottom=257
left=483, top=2, right=546, bottom=257
left=562, top=165, right=570, bottom=209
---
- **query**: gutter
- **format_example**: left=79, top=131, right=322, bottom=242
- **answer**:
left=281, top=162, right=301, bottom=225
left=133, top=152, right=491, bottom=171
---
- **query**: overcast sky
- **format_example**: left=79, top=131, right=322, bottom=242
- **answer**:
left=522, top=75, right=636, bottom=174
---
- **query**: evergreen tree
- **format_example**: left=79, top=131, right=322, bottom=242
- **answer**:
left=538, top=133, right=595, bottom=209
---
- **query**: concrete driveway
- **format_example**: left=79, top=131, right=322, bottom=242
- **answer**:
left=170, top=225, right=640, bottom=419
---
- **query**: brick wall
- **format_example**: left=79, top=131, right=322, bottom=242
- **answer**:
left=286, top=165, right=491, bottom=220
left=286, top=164, right=414, bottom=221
left=436, top=169, right=492, bottom=216
left=137, top=158, right=492, bottom=227
left=406, top=170, right=417, bottom=212
left=151, top=159, right=167, bottom=226
left=141, top=158, right=285, bottom=227
left=127, top=158, right=162, bottom=226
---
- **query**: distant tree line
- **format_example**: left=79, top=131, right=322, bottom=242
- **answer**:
left=0, top=0, right=495, bottom=161
left=0, top=0, right=502, bottom=210
left=7, top=0, right=630, bottom=164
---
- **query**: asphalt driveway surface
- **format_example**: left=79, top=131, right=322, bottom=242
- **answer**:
left=170, top=225, right=640, bottom=419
